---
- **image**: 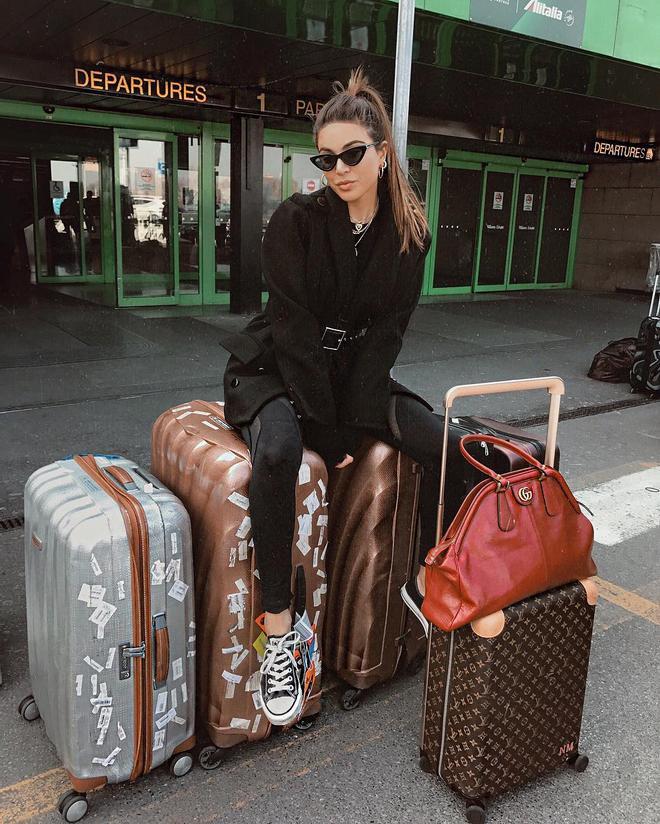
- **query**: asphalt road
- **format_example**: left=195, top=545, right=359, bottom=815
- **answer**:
left=1, top=402, right=658, bottom=824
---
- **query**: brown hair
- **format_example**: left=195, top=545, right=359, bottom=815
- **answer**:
left=312, top=65, right=430, bottom=256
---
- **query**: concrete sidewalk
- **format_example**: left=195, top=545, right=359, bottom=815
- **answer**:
left=0, top=285, right=654, bottom=513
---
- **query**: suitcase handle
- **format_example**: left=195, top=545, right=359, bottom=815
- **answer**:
left=434, top=377, right=565, bottom=546
left=458, top=434, right=546, bottom=480
left=153, top=613, right=170, bottom=689
left=105, top=465, right=138, bottom=490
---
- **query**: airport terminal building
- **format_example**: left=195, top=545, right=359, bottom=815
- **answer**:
left=0, top=0, right=658, bottom=310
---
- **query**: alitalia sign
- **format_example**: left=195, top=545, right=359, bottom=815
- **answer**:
left=469, top=0, right=586, bottom=48
left=523, top=1, right=569, bottom=22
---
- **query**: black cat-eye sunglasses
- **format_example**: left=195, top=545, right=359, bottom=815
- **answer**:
left=309, top=142, right=382, bottom=172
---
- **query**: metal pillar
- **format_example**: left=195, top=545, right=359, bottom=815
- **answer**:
left=229, top=114, right=264, bottom=314
left=391, top=0, right=416, bottom=177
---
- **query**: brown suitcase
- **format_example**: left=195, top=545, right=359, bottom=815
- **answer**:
left=323, top=437, right=427, bottom=708
left=151, top=400, right=328, bottom=766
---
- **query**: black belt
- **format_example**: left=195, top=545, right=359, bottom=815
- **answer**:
left=321, top=325, right=369, bottom=351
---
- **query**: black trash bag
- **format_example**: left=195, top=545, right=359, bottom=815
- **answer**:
left=588, top=337, right=637, bottom=383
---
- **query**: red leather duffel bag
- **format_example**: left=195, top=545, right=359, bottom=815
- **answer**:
left=422, top=434, right=596, bottom=632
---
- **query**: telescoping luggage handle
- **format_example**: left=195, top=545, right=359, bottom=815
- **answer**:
left=649, top=273, right=659, bottom=319
left=435, top=377, right=565, bottom=546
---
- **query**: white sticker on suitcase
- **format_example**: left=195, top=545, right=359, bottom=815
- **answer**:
left=231, top=649, right=249, bottom=671
left=75, top=674, right=84, bottom=697
left=117, top=580, right=126, bottom=601
left=168, top=581, right=189, bottom=602
left=89, top=601, right=117, bottom=640
left=298, top=513, right=312, bottom=537
left=93, top=746, right=121, bottom=766
left=181, top=683, right=188, bottom=703
left=90, top=553, right=102, bottom=577
left=244, top=672, right=260, bottom=692
left=156, top=708, right=177, bottom=729
left=235, top=516, right=251, bottom=539
left=296, top=537, right=311, bottom=557
left=317, top=514, right=328, bottom=526
left=318, top=478, right=326, bottom=498
left=91, top=674, right=98, bottom=695
left=84, top=656, right=104, bottom=673
left=104, top=647, right=116, bottom=669
left=229, top=717, right=250, bottom=730
left=303, top=490, right=320, bottom=515
left=155, top=691, right=167, bottom=715
left=252, top=714, right=262, bottom=733
left=228, top=491, right=250, bottom=510
left=298, top=463, right=311, bottom=485
left=166, top=559, right=181, bottom=582
left=252, top=691, right=263, bottom=711
left=117, top=722, right=126, bottom=741
left=171, top=689, right=178, bottom=709
left=170, top=532, right=179, bottom=555
left=229, top=546, right=237, bottom=567
left=222, top=670, right=242, bottom=685
left=153, top=731, right=166, bottom=751
left=238, top=540, right=248, bottom=561
left=151, top=560, right=166, bottom=585
left=172, top=658, right=183, bottom=681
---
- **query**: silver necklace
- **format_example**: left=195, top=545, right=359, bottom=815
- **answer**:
left=351, top=197, right=379, bottom=256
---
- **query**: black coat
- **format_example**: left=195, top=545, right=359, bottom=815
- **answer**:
left=220, top=173, right=433, bottom=461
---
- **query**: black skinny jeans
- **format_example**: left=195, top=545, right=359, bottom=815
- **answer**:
left=241, top=393, right=444, bottom=613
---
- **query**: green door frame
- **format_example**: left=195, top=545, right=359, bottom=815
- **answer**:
left=30, top=151, right=106, bottom=284
left=113, top=129, right=179, bottom=307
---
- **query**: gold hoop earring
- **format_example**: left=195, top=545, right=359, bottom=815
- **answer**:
left=379, top=158, right=388, bottom=179
left=321, top=173, right=328, bottom=186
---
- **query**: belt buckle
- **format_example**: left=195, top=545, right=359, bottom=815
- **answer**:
left=321, top=326, right=346, bottom=351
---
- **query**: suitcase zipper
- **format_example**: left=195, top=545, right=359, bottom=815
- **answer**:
left=74, top=456, right=154, bottom=780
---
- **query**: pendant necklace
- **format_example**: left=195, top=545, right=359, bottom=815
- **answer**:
left=351, top=196, right=379, bottom=257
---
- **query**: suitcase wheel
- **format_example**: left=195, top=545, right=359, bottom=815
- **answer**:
left=568, top=753, right=589, bottom=773
left=293, top=713, right=319, bottom=732
left=57, top=790, right=88, bottom=823
left=340, top=687, right=362, bottom=712
left=169, top=752, right=194, bottom=778
left=465, top=800, right=486, bottom=824
left=18, top=695, right=40, bottom=722
left=198, top=745, right=225, bottom=771
left=418, top=752, right=434, bottom=774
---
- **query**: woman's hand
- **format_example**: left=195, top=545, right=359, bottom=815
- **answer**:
left=334, top=454, right=354, bottom=469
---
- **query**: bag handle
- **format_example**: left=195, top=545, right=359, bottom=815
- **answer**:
left=458, top=434, right=545, bottom=482
left=433, top=377, right=564, bottom=549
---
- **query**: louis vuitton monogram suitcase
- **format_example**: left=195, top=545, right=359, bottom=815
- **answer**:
left=419, top=378, right=597, bottom=824
left=420, top=581, right=597, bottom=823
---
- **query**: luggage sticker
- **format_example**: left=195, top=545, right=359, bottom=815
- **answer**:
left=153, top=730, right=166, bottom=751
left=228, top=491, right=250, bottom=510
left=93, top=746, right=122, bottom=767
left=90, top=553, right=102, bottom=577
left=298, top=462, right=311, bottom=485
left=75, top=674, right=84, bottom=697
left=168, top=580, right=189, bottom=602
left=172, top=657, right=183, bottom=681
left=117, top=580, right=126, bottom=600
left=181, top=683, right=188, bottom=703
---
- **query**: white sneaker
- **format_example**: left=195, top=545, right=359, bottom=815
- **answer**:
left=259, top=630, right=307, bottom=726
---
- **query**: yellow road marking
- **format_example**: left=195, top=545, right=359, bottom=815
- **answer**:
left=594, top=576, right=660, bottom=625
left=0, top=768, right=69, bottom=823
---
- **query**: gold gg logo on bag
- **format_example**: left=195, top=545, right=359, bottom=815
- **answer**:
left=517, top=486, right=533, bottom=504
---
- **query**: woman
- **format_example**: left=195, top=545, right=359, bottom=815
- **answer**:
left=221, top=66, right=443, bottom=726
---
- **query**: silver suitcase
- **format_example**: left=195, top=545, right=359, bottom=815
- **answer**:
left=21, top=454, right=196, bottom=822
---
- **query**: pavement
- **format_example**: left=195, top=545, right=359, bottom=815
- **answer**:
left=0, top=285, right=658, bottom=823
